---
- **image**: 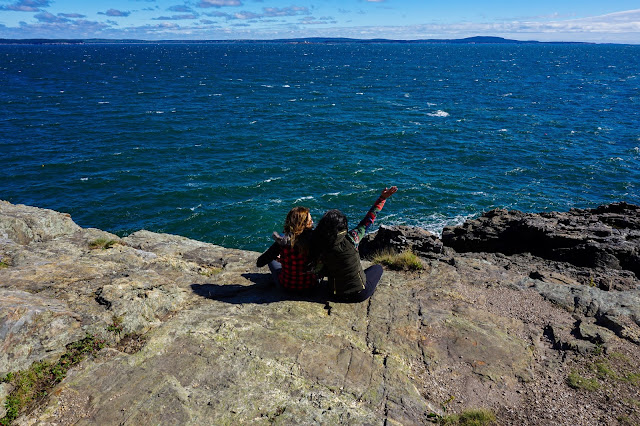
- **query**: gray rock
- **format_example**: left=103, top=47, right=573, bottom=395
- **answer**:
left=359, top=224, right=444, bottom=258
left=2, top=200, right=640, bottom=425
left=442, top=202, right=640, bottom=277
left=0, top=200, right=80, bottom=244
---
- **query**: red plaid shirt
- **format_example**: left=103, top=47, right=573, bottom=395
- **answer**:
left=278, top=246, right=318, bottom=291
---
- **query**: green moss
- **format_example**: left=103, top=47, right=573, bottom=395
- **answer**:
left=89, top=238, right=117, bottom=250
left=609, top=352, right=630, bottom=363
left=107, top=316, right=124, bottom=335
left=0, top=334, right=105, bottom=425
left=199, top=266, right=223, bottom=277
left=593, top=360, right=618, bottom=380
left=567, top=371, right=599, bottom=391
left=0, top=261, right=9, bottom=269
left=429, top=408, right=496, bottom=425
left=624, top=373, right=640, bottom=386
left=372, top=249, right=423, bottom=271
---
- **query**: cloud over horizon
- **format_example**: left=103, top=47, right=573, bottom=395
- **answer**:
left=0, top=2, right=638, bottom=43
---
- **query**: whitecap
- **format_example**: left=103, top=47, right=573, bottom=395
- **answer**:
left=295, top=196, right=314, bottom=203
left=190, top=204, right=202, bottom=211
left=262, top=177, right=281, bottom=183
left=80, top=177, right=88, bottom=181
left=427, top=110, right=449, bottom=117
left=506, top=167, right=526, bottom=175
left=283, top=84, right=290, bottom=88
left=98, top=101, right=110, bottom=104
left=498, top=129, right=508, bottom=132
left=356, top=92, right=364, bottom=95
left=409, top=212, right=478, bottom=237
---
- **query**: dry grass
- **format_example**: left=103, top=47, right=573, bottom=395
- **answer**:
left=372, top=249, right=423, bottom=271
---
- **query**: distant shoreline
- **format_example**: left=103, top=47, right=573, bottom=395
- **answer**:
left=0, top=36, right=600, bottom=46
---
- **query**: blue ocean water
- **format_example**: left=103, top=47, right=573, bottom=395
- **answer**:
left=1, top=43, right=639, bottom=251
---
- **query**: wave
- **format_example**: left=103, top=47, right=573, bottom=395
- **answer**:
left=413, top=212, right=478, bottom=237
left=295, top=196, right=314, bottom=203
left=427, top=110, right=450, bottom=117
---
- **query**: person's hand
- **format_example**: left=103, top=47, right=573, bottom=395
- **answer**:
left=380, top=186, right=398, bottom=199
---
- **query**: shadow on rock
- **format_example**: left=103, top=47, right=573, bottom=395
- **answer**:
left=191, top=273, right=328, bottom=305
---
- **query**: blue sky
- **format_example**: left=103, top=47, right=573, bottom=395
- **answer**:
left=0, top=0, right=639, bottom=43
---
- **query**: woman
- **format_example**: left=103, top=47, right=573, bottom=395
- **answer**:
left=313, top=186, right=398, bottom=303
left=256, top=206, right=319, bottom=292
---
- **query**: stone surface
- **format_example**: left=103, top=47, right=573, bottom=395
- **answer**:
left=441, top=202, right=640, bottom=277
left=1, top=201, right=640, bottom=425
left=359, top=225, right=444, bottom=258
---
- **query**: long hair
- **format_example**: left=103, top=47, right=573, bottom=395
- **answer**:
left=283, top=206, right=310, bottom=248
left=312, top=209, right=348, bottom=255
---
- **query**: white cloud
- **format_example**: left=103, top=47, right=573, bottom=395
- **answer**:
left=168, top=5, right=194, bottom=13
left=0, top=0, right=50, bottom=12
left=197, top=0, right=242, bottom=8
left=262, top=6, right=309, bottom=17
left=98, top=9, right=131, bottom=17
left=58, top=13, right=86, bottom=19
left=0, top=6, right=638, bottom=43
left=34, top=11, right=67, bottom=23
left=153, top=14, right=199, bottom=20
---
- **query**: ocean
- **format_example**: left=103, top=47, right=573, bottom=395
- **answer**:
left=1, top=42, right=639, bottom=251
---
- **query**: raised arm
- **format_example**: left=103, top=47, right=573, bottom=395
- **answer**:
left=349, top=186, right=398, bottom=246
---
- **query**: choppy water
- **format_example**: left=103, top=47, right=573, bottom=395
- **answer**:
left=1, top=42, right=639, bottom=251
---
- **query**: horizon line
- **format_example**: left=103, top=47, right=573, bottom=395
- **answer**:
left=0, top=35, right=615, bottom=45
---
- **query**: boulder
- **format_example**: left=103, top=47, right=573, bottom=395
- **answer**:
left=359, top=225, right=444, bottom=258
left=442, top=202, right=640, bottom=277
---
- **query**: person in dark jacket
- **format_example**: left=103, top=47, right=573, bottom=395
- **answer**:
left=312, top=186, right=397, bottom=302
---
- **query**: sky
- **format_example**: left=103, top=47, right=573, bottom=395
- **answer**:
left=0, top=0, right=639, bottom=43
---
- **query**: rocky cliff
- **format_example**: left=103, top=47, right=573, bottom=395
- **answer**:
left=1, top=200, right=639, bottom=425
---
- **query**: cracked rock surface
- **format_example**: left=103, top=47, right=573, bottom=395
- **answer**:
left=1, top=200, right=639, bottom=425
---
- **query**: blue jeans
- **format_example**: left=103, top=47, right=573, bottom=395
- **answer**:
left=332, top=264, right=383, bottom=303
left=267, top=260, right=282, bottom=289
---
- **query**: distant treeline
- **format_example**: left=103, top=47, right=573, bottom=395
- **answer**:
left=0, top=36, right=591, bottom=45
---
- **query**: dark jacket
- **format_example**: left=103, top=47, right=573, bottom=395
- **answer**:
left=321, top=231, right=367, bottom=295
left=319, top=196, right=387, bottom=296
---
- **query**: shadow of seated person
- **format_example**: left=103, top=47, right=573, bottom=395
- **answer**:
left=190, top=273, right=327, bottom=305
